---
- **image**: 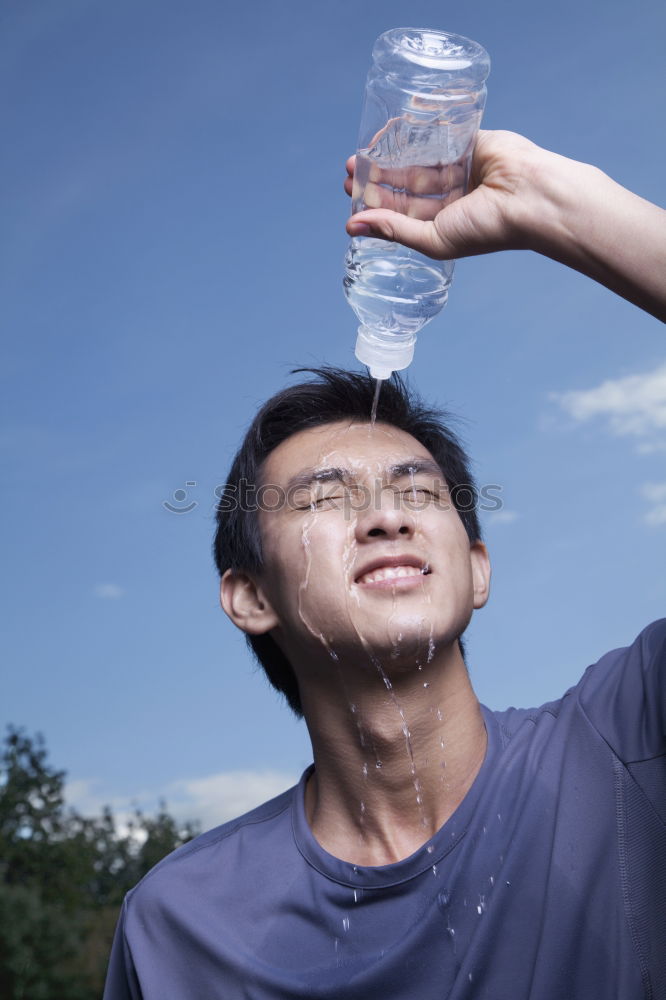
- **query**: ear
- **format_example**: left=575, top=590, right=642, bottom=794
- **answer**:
left=219, top=570, right=280, bottom=635
left=469, top=541, right=491, bottom=609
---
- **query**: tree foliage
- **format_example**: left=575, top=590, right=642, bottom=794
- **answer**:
left=0, top=727, right=199, bottom=999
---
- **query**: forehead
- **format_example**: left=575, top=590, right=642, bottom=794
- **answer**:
left=261, top=420, right=437, bottom=486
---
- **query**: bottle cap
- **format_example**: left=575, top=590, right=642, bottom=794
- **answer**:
left=355, top=326, right=415, bottom=380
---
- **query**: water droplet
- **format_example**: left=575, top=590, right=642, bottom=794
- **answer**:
left=350, top=703, right=357, bottom=713
left=468, top=972, right=473, bottom=983
left=437, top=889, right=450, bottom=908
left=362, top=762, right=368, bottom=778
left=342, top=916, right=350, bottom=932
left=436, top=709, right=443, bottom=721
left=489, top=875, right=495, bottom=887
left=506, top=880, right=511, bottom=886
left=375, top=760, right=383, bottom=770
left=426, top=844, right=434, bottom=854
left=423, top=682, right=430, bottom=688
left=432, top=864, right=438, bottom=876
left=353, top=889, right=359, bottom=903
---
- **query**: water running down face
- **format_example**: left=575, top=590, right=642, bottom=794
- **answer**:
left=252, top=421, right=490, bottom=693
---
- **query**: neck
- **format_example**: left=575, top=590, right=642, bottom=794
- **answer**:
left=300, top=642, right=487, bottom=866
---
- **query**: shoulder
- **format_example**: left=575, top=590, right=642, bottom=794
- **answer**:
left=124, top=782, right=298, bottom=916
left=494, top=621, right=666, bottom=762
left=576, top=619, right=666, bottom=762
left=579, top=619, right=666, bottom=687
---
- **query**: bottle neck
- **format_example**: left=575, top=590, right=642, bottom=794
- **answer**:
left=355, top=325, right=416, bottom=380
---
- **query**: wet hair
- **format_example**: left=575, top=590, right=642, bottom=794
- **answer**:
left=213, top=367, right=481, bottom=717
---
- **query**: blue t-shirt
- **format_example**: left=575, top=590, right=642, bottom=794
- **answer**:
left=103, top=622, right=666, bottom=999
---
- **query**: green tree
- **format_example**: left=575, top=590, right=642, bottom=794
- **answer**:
left=0, top=726, right=199, bottom=999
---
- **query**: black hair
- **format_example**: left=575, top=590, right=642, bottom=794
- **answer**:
left=213, top=367, right=481, bottom=717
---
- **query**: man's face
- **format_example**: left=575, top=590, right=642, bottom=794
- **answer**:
left=255, top=420, right=489, bottom=678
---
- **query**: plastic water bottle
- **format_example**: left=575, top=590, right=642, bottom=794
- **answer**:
left=344, top=28, right=490, bottom=379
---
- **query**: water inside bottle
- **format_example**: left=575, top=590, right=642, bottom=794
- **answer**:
left=344, top=111, right=478, bottom=340
left=345, top=151, right=454, bottom=336
left=345, top=237, right=451, bottom=337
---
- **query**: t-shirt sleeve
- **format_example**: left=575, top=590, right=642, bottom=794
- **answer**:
left=103, top=898, right=142, bottom=1000
left=578, top=619, right=666, bottom=765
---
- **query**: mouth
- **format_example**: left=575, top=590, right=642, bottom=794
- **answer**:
left=354, top=556, right=431, bottom=589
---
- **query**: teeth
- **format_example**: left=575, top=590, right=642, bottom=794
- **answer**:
left=359, top=565, right=426, bottom=585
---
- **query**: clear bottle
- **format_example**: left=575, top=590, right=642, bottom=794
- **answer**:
left=344, top=28, right=490, bottom=379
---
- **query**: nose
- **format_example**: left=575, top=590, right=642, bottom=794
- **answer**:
left=354, top=486, right=416, bottom=542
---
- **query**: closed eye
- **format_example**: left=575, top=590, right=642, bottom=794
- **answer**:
left=401, top=487, right=439, bottom=500
left=296, top=494, right=347, bottom=510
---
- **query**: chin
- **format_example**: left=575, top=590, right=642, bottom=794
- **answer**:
left=355, top=622, right=440, bottom=669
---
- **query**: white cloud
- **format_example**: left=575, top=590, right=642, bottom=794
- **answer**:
left=641, top=482, right=666, bottom=526
left=64, top=778, right=143, bottom=839
left=550, top=363, right=666, bottom=448
left=65, top=778, right=99, bottom=809
left=166, top=770, right=298, bottom=829
left=93, top=583, right=125, bottom=599
left=65, top=769, right=299, bottom=835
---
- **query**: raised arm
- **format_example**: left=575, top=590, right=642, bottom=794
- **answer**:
left=345, top=130, right=666, bottom=323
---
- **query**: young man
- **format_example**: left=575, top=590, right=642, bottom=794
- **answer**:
left=104, top=132, right=665, bottom=998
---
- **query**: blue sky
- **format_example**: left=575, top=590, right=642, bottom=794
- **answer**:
left=2, top=0, right=664, bottom=831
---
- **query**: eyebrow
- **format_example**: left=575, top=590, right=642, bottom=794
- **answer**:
left=285, top=458, right=444, bottom=494
left=386, top=459, right=444, bottom=482
left=285, top=466, right=352, bottom=493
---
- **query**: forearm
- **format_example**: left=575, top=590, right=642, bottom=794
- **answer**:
left=514, top=150, right=666, bottom=322
left=347, top=130, right=666, bottom=321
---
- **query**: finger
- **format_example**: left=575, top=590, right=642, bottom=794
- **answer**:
left=346, top=209, right=452, bottom=260
left=406, top=188, right=465, bottom=221
left=344, top=155, right=356, bottom=197
left=368, top=161, right=462, bottom=198
left=363, top=184, right=443, bottom=220
left=360, top=177, right=466, bottom=221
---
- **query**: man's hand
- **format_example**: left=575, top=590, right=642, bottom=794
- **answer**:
left=346, top=130, right=542, bottom=260
left=345, top=129, right=666, bottom=321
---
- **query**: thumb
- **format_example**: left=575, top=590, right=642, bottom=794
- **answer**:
left=346, top=209, right=452, bottom=260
